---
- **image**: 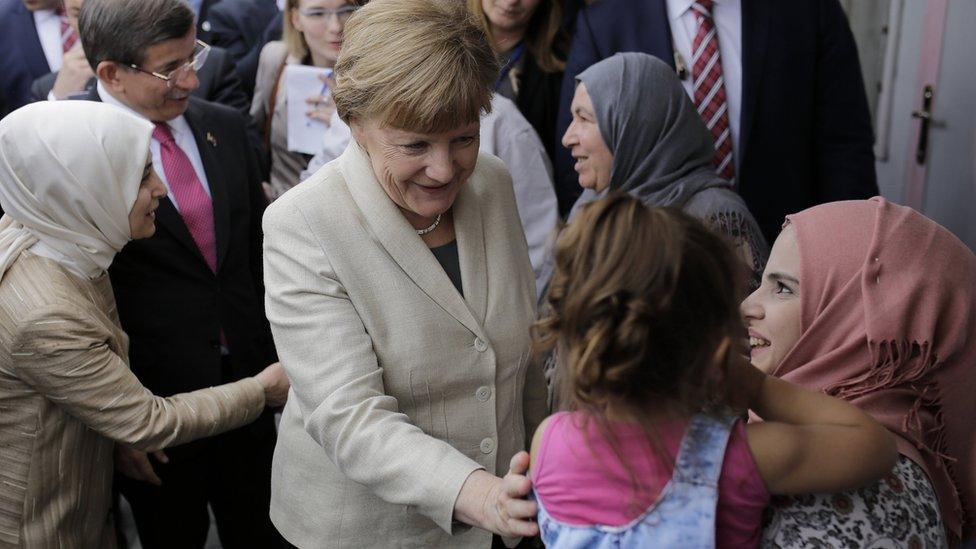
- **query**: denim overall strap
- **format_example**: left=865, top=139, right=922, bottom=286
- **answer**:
left=672, top=413, right=738, bottom=487
left=534, top=414, right=738, bottom=548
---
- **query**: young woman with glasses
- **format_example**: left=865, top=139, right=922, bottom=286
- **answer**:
left=251, top=0, right=363, bottom=201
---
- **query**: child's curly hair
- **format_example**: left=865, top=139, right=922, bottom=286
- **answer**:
left=535, top=194, right=747, bottom=418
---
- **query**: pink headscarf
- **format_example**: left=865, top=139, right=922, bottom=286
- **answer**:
left=774, top=197, right=976, bottom=540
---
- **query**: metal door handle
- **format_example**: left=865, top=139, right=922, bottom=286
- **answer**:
left=912, top=85, right=934, bottom=165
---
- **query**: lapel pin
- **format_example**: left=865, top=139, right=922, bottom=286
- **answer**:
left=206, top=132, right=218, bottom=147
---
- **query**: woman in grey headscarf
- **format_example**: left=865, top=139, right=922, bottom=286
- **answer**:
left=559, top=52, right=767, bottom=284
left=540, top=52, right=768, bottom=408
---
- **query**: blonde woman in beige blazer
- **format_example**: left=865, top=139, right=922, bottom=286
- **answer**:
left=262, top=1, right=547, bottom=547
left=0, top=101, right=289, bottom=548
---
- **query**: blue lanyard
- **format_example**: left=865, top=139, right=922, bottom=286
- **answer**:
left=494, top=42, right=527, bottom=91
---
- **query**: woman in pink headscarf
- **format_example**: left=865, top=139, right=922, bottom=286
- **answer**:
left=742, top=197, right=975, bottom=546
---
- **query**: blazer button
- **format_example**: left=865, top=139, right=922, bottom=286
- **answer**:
left=479, top=437, right=495, bottom=454
left=475, top=386, right=491, bottom=402
left=474, top=338, right=488, bottom=352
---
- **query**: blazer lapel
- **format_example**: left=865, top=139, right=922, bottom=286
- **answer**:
left=152, top=196, right=206, bottom=262
left=738, top=0, right=771, bottom=168
left=339, top=143, right=485, bottom=337
left=453, top=179, right=488, bottom=327
left=649, top=0, right=678, bottom=69
left=183, top=101, right=232, bottom=271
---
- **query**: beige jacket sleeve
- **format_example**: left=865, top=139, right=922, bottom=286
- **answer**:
left=11, top=304, right=265, bottom=452
left=263, top=200, right=482, bottom=534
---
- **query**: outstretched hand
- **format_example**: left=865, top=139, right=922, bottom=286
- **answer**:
left=483, top=451, right=539, bottom=538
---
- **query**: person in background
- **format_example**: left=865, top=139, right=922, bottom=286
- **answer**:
left=531, top=194, right=897, bottom=547
left=189, top=0, right=221, bottom=43
left=0, top=100, right=289, bottom=549
left=263, top=0, right=546, bottom=545
left=554, top=0, right=878, bottom=239
left=469, top=0, right=567, bottom=168
left=208, top=0, right=282, bottom=97
left=744, top=197, right=976, bottom=546
left=28, top=0, right=94, bottom=101
left=0, top=0, right=80, bottom=113
left=552, top=53, right=766, bottom=291
left=77, top=0, right=287, bottom=546
left=301, top=92, right=559, bottom=294
left=29, top=0, right=253, bottom=118
left=251, top=0, right=362, bottom=200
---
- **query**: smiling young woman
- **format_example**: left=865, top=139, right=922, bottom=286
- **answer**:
left=251, top=0, right=364, bottom=200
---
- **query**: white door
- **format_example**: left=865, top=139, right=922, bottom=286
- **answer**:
left=872, top=0, right=976, bottom=250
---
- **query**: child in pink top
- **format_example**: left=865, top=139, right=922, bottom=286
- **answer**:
left=530, top=196, right=900, bottom=548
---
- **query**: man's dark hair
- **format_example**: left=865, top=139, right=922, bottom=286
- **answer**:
left=79, top=0, right=195, bottom=71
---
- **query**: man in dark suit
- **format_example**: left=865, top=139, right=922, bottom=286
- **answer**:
left=77, top=0, right=287, bottom=546
left=0, top=0, right=75, bottom=114
left=207, top=0, right=281, bottom=97
left=555, top=0, right=878, bottom=243
left=31, top=43, right=252, bottom=116
left=210, top=0, right=283, bottom=95
left=195, top=0, right=222, bottom=43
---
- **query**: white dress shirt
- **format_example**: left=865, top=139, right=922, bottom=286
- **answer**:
left=478, top=95, right=558, bottom=291
left=33, top=9, right=64, bottom=72
left=97, top=81, right=213, bottom=212
left=667, top=0, right=742, bottom=163
left=299, top=94, right=558, bottom=292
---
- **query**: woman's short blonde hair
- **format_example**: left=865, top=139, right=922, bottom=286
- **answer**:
left=332, top=0, right=500, bottom=133
left=283, top=0, right=364, bottom=61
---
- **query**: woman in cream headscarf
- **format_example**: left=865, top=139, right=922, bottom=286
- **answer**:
left=0, top=101, right=289, bottom=548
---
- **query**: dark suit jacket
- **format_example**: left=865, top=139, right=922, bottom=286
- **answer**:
left=517, top=53, right=564, bottom=166
left=0, top=0, right=54, bottom=113
left=30, top=45, right=251, bottom=117
left=220, top=9, right=282, bottom=98
left=196, top=0, right=222, bottom=43
left=207, top=0, right=280, bottom=97
left=84, top=89, right=276, bottom=407
left=555, top=0, right=878, bottom=242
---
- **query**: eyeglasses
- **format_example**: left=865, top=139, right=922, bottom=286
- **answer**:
left=297, top=5, right=360, bottom=23
left=126, top=40, right=211, bottom=88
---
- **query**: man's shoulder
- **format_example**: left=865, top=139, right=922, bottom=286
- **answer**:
left=0, top=0, right=23, bottom=20
left=209, top=0, right=268, bottom=23
left=185, top=96, right=246, bottom=127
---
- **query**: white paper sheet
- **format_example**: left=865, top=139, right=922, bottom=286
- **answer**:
left=285, top=65, right=333, bottom=155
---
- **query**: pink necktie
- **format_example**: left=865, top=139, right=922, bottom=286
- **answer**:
left=152, top=123, right=218, bottom=272
left=691, top=0, right=735, bottom=181
left=56, top=6, right=78, bottom=53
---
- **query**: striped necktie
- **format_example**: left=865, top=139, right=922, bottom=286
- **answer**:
left=152, top=122, right=218, bottom=273
left=56, top=6, right=78, bottom=53
left=690, top=0, right=735, bottom=182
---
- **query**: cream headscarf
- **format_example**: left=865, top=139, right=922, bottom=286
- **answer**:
left=0, top=101, right=152, bottom=280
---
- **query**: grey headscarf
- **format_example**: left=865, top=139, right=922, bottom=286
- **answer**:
left=539, top=53, right=768, bottom=410
left=570, top=52, right=731, bottom=211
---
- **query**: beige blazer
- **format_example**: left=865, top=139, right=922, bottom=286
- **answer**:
left=263, top=143, right=547, bottom=548
left=0, top=253, right=265, bottom=549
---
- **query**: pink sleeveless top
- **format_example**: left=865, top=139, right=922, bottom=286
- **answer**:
left=532, top=411, right=770, bottom=548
